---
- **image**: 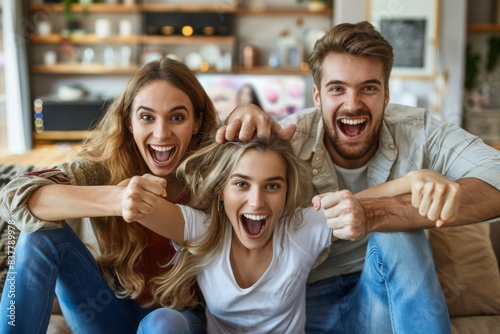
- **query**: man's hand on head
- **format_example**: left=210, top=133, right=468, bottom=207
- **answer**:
left=215, top=103, right=297, bottom=143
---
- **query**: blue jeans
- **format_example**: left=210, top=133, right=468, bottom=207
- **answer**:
left=138, top=307, right=206, bottom=334
left=0, top=224, right=205, bottom=334
left=305, top=231, right=451, bottom=334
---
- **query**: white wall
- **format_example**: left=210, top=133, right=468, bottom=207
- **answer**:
left=335, top=0, right=467, bottom=126
left=440, top=0, right=467, bottom=126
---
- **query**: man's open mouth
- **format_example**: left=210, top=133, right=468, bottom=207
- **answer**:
left=149, top=144, right=176, bottom=164
left=241, top=213, right=268, bottom=238
left=337, top=118, right=367, bottom=137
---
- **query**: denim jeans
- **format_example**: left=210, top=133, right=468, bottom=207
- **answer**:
left=138, top=306, right=206, bottom=334
left=305, top=231, right=451, bottom=334
left=0, top=224, right=205, bottom=334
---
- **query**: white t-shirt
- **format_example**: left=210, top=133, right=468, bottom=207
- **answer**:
left=179, top=205, right=332, bottom=334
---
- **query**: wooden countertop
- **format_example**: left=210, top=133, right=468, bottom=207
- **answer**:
left=0, top=144, right=79, bottom=167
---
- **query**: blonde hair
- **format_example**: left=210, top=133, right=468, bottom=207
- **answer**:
left=308, top=21, right=394, bottom=90
left=151, top=134, right=313, bottom=309
left=78, top=58, right=218, bottom=302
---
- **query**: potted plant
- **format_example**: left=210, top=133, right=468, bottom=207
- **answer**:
left=63, top=0, right=95, bottom=32
left=464, top=37, right=500, bottom=109
left=63, top=0, right=80, bottom=31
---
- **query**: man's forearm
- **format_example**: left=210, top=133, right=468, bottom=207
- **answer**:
left=362, top=178, right=500, bottom=232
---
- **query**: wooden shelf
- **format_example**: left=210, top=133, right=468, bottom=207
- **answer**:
left=141, top=35, right=235, bottom=45
left=26, top=3, right=333, bottom=145
left=30, top=63, right=312, bottom=76
left=467, top=23, right=500, bottom=32
left=30, top=34, right=234, bottom=45
left=140, top=4, right=237, bottom=13
left=233, top=65, right=310, bottom=75
left=29, top=3, right=140, bottom=13
left=237, top=7, right=332, bottom=16
left=31, top=64, right=138, bottom=75
left=29, top=3, right=236, bottom=13
left=28, top=4, right=332, bottom=16
left=30, top=34, right=141, bottom=44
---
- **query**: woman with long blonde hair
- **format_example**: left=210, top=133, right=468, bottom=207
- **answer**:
left=120, top=133, right=460, bottom=333
left=0, top=58, right=218, bottom=333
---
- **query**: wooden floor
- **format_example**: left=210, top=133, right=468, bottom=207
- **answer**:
left=0, top=144, right=80, bottom=167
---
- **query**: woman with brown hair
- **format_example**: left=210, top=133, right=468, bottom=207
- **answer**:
left=0, top=58, right=218, bottom=333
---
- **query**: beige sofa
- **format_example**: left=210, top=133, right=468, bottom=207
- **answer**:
left=431, top=222, right=500, bottom=333
left=47, top=221, right=500, bottom=334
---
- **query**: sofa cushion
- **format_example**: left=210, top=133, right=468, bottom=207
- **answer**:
left=450, top=315, right=500, bottom=334
left=429, top=223, right=500, bottom=318
left=46, top=314, right=71, bottom=334
left=491, top=222, right=500, bottom=270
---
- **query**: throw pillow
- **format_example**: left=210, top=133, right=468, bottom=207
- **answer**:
left=429, top=223, right=500, bottom=318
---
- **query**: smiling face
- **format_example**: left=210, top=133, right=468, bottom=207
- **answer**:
left=221, top=149, right=287, bottom=253
left=313, top=53, right=389, bottom=169
left=129, top=80, right=201, bottom=178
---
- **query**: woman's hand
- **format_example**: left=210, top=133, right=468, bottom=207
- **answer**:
left=120, top=174, right=167, bottom=223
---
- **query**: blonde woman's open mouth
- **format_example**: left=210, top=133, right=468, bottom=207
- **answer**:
left=241, top=214, right=268, bottom=239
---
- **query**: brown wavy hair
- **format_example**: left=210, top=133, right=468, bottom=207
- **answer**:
left=78, top=58, right=218, bottom=302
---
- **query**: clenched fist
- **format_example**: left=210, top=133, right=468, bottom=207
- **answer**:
left=120, top=174, right=167, bottom=223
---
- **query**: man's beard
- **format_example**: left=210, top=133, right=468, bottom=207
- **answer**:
left=323, top=116, right=382, bottom=161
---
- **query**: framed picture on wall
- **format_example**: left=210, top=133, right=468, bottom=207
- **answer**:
left=367, top=0, right=441, bottom=78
